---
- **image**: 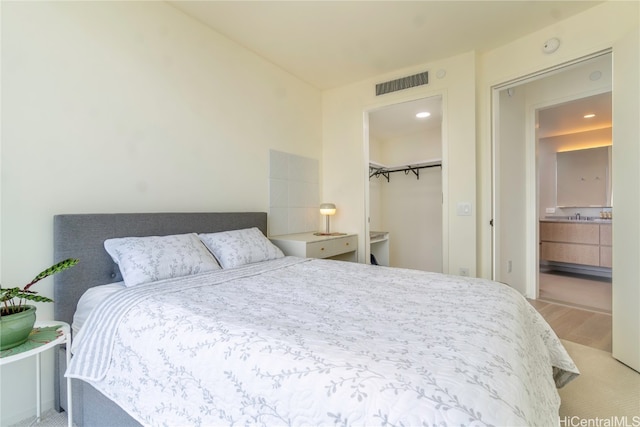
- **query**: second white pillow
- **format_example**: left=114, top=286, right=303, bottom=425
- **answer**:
left=199, top=227, right=284, bottom=269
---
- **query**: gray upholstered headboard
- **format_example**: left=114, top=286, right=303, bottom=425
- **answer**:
left=53, top=212, right=267, bottom=327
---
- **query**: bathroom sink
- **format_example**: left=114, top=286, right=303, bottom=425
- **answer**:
left=541, top=217, right=611, bottom=223
left=566, top=216, right=612, bottom=222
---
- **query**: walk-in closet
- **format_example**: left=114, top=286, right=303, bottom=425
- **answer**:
left=368, top=96, right=443, bottom=272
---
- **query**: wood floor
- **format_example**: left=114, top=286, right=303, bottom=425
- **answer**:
left=529, top=298, right=612, bottom=352
left=538, top=270, right=611, bottom=314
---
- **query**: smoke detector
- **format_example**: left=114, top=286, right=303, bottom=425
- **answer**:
left=542, top=38, right=561, bottom=54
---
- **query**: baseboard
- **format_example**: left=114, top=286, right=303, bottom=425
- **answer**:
left=537, top=296, right=612, bottom=315
left=540, top=262, right=612, bottom=279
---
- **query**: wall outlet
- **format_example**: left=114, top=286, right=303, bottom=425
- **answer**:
left=459, top=267, right=469, bottom=276
left=545, top=207, right=556, bottom=214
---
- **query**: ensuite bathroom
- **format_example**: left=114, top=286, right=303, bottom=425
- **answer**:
left=537, top=93, right=612, bottom=315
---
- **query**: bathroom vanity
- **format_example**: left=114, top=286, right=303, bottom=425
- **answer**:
left=539, top=219, right=612, bottom=268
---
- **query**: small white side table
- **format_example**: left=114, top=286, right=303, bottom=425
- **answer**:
left=0, top=321, right=72, bottom=427
left=269, top=232, right=358, bottom=262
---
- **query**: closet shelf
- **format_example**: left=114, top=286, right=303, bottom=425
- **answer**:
left=370, top=231, right=388, bottom=243
left=369, top=158, right=442, bottom=182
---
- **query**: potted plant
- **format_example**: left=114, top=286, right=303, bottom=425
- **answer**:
left=1, top=258, right=78, bottom=350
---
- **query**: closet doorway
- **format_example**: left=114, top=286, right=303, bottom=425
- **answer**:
left=366, top=96, right=443, bottom=271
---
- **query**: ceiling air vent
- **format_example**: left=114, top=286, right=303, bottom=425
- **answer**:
left=375, top=71, right=429, bottom=96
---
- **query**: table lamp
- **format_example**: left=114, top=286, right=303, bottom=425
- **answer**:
left=318, top=203, right=336, bottom=235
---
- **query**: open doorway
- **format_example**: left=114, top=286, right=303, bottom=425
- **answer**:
left=492, top=52, right=612, bottom=301
left=536, top=92, right=612, bottom=313
left=366, top=96, right=443, bottom=271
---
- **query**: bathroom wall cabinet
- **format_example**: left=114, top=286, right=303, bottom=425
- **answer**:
left=539, top=221, right=612, bottom=268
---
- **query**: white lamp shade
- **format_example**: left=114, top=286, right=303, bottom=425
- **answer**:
left=319, top=203, right=336, bottom=215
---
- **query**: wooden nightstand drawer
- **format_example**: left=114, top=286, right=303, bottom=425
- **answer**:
left=335, top=234, right=357, bottom=259
left=269, top=233, right=358, bottom=262
left=306, top=235, right=357, bottom=259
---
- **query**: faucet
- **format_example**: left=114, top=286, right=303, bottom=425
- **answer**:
left=575, top=213, right=581, bottom=220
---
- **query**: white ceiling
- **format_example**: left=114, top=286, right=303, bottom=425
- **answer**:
left=538, top=92, right=612, bottom=139
left=369, top=96, right=442, bottom=141
left=168, top=1, right=603, bottom=90
left=368, top=89, right=613, bottom=143
left=168, top=1, right=607, bottom=140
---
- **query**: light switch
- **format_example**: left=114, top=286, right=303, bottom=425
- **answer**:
left=457, top=202, right=472, bottom=216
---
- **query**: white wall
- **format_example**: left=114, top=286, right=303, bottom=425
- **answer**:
left=268, top=150, right=320, bottom=236
left=382, top=168, right=443, bottom=272
left=478, top=1, right=639, bottom=371
left=495, top=87, right=527, bottom=292
left=323, top=52, right=476, bottom=276
left=377, top=128, right=441, bottom=165
left=0, top=2, right=322, bottom=424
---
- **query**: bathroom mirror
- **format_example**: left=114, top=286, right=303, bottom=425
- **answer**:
left=556, top=146, right=611, bottom=207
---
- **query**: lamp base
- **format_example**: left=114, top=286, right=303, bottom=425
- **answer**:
left=313, top=232, right=347, bottom=236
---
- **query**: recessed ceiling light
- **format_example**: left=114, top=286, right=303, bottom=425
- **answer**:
left=584, top=114, right=596, bottom=119
left=416, top=112, right=431, bottom=118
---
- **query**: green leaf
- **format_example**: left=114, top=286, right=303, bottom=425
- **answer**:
left=0, top=288, right=21, bottom=302
left=18, top=293, right=54, bottom=303
left=1, top=259, right=78, bottom=316
left=24, top=258, right=79, bottom=290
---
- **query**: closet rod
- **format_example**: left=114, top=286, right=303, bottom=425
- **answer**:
left=369, top=162, right=442, bottom=182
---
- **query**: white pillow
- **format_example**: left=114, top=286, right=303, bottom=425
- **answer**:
left=198, top=227, right=284, bottom=269
left=104, top=233, right=221, bottom=287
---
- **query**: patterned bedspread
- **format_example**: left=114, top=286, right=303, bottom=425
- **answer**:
left=67, top=257, right=578, bottom=426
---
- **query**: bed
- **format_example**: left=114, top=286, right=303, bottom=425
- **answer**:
left=53, top=212, right=579, bottom=426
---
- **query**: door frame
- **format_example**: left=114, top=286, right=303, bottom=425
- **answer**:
left=363, top=89, right=448, bottom=271
left=529, top=88, right=612, bottom=296
left=491, top=49, right=612, bottom=297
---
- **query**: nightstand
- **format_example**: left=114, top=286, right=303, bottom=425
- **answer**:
left=270, top=232, right=358, bottom=262
left=0, top=321, right=72, bottom=427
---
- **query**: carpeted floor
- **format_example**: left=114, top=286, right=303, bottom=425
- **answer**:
left=12, top=340, right=639, bottom=426
left=559, top=339, right=640, bottom=420
left=10, top=408, right=68, bottom=427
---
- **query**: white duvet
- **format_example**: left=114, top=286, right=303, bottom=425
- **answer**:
left=67, top=257, right=578, bottom=426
